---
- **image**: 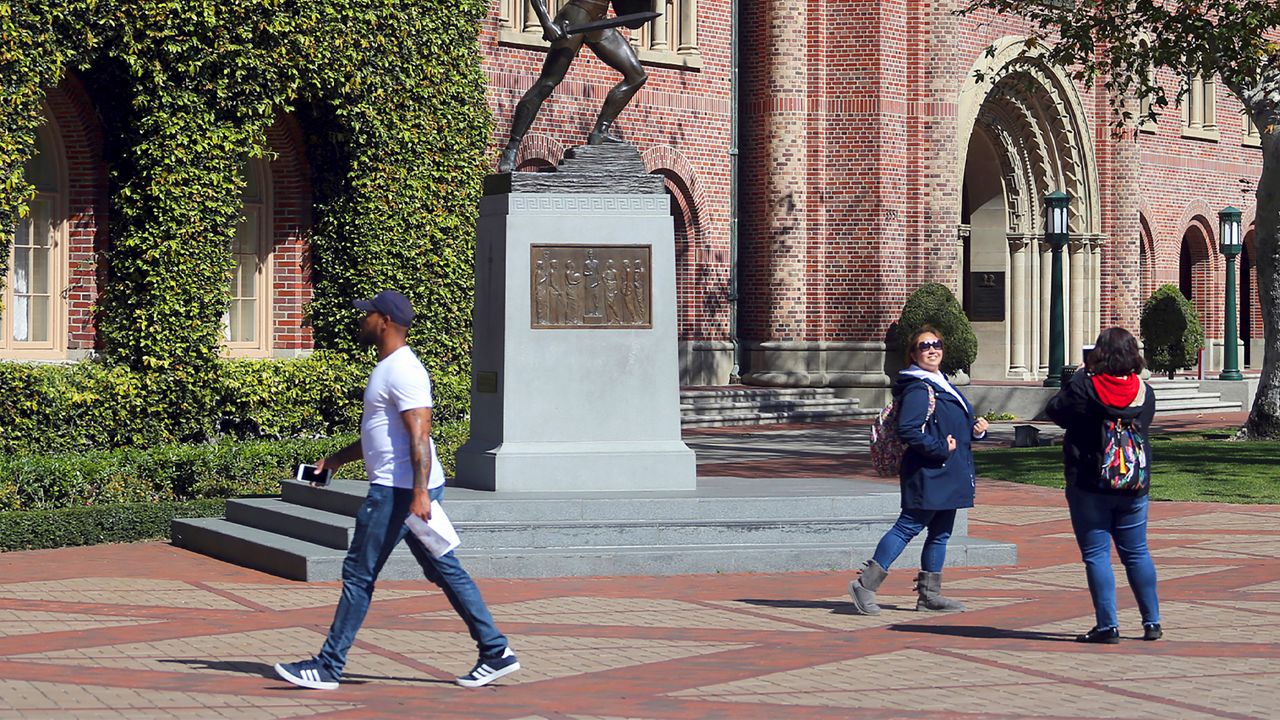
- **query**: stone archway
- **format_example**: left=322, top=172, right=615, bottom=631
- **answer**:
left=957, top=38, right=1103, bottom=381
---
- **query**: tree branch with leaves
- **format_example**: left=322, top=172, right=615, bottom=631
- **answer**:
left=960, top=0, right=1280, bottom=438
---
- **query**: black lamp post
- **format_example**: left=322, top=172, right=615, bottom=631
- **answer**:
left=1219, top=206, right=1244, bottom=381
left=1044, top=191, right=1070, bottom=388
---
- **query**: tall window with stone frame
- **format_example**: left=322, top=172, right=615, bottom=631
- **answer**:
left=1181, top=74, right=1218, bottom=140
left=1243, top=112, right=1262, bottom=147
left=1137, top=40, right=1157, bottom=133
left=499, top=0, right=700, bottom=68
left=2, top=119, right=66, bottom=359
left=224, top=157, right=272, bottom=356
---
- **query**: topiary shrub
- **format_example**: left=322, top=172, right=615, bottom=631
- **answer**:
left=896, top=283, right=978, bottom=375
left=1141, top=284, right=1205, bottom=379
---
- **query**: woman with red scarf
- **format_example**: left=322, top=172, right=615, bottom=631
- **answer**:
left=1046, top=327, right=1162, bottom=644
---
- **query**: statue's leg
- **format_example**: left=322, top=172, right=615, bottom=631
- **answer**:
left=499, top=38, right=583, bottom=172
left=585, top=31, right=648, bottom=145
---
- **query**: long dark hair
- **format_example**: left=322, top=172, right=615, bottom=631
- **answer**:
left=1086, top=327, right=1144, bottom=376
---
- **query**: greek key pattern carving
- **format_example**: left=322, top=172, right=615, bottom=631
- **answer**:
left=511, top=196, right=666, bottom=215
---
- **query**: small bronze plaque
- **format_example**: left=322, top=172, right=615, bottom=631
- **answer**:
left=968, top=271, right=1005, bottom=322
left=531, top=245, right=652, bottom=328
left=475, top=371, right=498, bottom=394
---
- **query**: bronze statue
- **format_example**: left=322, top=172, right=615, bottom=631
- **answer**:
left=497, top=0, right=656, bottom=173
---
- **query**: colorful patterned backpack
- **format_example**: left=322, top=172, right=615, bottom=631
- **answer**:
left=870, top=384, right=936, bottom=477
left=1101, top=417, right=1149, bottom=491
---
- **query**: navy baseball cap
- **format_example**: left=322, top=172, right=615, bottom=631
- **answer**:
left=353, top=289, right=415, bottom=328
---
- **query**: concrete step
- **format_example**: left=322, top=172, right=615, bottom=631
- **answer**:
left=173, top=477, right=1011, bottom=582
left=680, top=386, right=871, bottom=428
left=224, top=495, right=914, bottom=552
left=1152, top=387, right=1212, bottom=400
left=278, top=480, right=906, bottom=522
left=454, top=537, right=1018, bottom=579
left=1156, top=399, right=1243, bottom=413
left=680, top=398, right=861, bottom=413
left=682, top=407, right=878, bottom=428
left=681, top=387, right=841, bottom=401
left=225, top=498, right=354, bottom=550
left=171, top=515, right=1015, bottom=581
left=450, top=516, right=902, bottom=549
left=171, top=517, right=345, bottom=581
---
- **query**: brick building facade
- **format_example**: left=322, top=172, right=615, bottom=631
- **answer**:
left=482, top=1, right=1264, bottom=400
left=7, top=1, right=1267, bottom=397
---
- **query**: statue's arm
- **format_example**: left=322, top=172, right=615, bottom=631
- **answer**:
left=530, top=0, right=565, bottom=41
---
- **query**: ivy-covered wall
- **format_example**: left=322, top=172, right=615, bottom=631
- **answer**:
left=0, top=0, right=489, bottom=433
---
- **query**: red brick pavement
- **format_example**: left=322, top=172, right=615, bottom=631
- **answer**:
left=0, top=423, right=1277, bottom=719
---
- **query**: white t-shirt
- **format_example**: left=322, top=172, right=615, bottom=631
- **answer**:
left=360, top=346, right=446, bottom=490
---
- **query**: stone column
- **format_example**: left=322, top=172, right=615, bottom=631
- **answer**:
left=650, top=1, right=669, bottom=50
left=522, top=0, right=539, bottom=32
left=1089, top=236, right=1103, bottom=338
left=740, top=0, right=811, bottom=347
left=1039, top=240, right=1052, bottom=375
left=678, top=0, right=698, bottom=54
left=1009, top=235, right=1030, bottom=375
left=1069, top=238, right=1086, bottom=363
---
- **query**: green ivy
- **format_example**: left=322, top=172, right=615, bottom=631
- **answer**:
left=0, top=1, right=489, bottom=418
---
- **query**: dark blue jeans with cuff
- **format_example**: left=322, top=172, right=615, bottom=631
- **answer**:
left=316, top=484, right=507, bottom=677
left=1065, top=484, right=1160, bottom=630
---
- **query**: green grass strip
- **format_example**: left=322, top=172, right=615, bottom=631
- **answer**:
left=976, top=436, right=1280, bottom=504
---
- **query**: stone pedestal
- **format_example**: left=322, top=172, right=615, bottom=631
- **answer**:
left=454, top=145, right=696, bottom=492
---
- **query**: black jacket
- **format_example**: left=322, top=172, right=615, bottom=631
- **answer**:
left=893, top=372, right=979, bottom=511
left=1045, top=370, right=1156, bottom=496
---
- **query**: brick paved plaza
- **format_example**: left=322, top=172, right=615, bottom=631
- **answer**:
left=1, top=416, right=1277, bottom=719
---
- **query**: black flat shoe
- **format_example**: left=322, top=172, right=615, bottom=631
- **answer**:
left=1143, top=623, right=1163, bottom=641
left=1076, top=626, right=1120, bottom=644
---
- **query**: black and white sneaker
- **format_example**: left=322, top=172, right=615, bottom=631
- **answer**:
left=274, top=658, right=340, bottom=690
left=455, top=647, right=520, bottom=688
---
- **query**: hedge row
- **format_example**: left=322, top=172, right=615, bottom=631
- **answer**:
left=0, top=499, right=228, bottom=552
left=0, top=351, right=377, bottom=454
left=0, top=420, right=469, bottom=513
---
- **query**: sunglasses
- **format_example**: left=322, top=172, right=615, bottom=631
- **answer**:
left=916, top=339, right=944, bottom=352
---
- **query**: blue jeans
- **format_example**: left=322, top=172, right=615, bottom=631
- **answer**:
left=316, top=484, right=507, bottom=677
left=871, top=508, right=956, bottom=573
left=1065, top=485, right=1160, bottom=629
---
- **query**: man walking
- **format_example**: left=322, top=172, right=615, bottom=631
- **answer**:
left=273, top=289, right=520, bottom=690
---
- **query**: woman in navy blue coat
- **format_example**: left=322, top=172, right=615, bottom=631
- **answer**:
left=850, top=326, right=988, bottom=615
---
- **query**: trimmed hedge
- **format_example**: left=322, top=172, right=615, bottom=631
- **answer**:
left=0, top=499, right=228, bottom=552
left=896, top=283, right=979, bottom=375
left=0, top=352, right=371, bottom=454
left=0, top=435, right=360, bottom=511
left=0, top=420, right=470, bottom=513
left=1141, top=284, right=1205, bottom=379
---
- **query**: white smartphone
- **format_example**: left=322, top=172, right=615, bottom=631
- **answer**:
left=296, top=464, right=333, bottom=486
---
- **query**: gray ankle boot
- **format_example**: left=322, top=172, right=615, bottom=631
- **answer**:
left=914, top=571, right=966, bottom=612
left=848, top=560, right=888, bottom=615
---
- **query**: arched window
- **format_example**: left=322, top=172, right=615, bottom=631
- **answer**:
left=3, top=116, right=67, bottom=358
left=224, top=156, right=272, bottom=355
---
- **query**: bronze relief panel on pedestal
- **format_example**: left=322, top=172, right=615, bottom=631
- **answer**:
left=531, top=245, right=652, bottom=328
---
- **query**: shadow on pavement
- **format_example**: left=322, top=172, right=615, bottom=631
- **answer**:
left=735, top=598, right=917, bottom=615
left=888, top=624, right=1076, bottom=642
